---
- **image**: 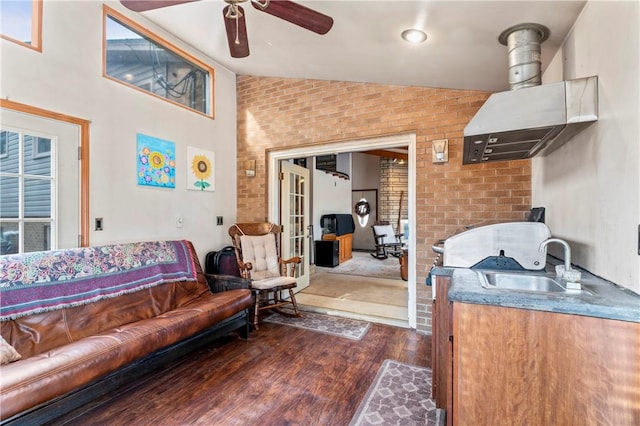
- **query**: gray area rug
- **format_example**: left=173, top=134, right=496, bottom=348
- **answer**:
left=263, top=311, right=371, bottom=340
left=350, top=359, right=442, bottom=426
left=322, top=252, right=402, bottom=280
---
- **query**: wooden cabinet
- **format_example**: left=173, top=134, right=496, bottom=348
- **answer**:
left=432, top=274, right=640, bottom=425
left=321, top=233, right=352, bottom=264
left=453, top=303, right=640, bottom=425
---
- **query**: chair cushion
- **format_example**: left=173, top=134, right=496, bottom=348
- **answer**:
left=250, top=276, right=297, bottom=290
left=240, top=234, right=280, bottom=280
left=373, top=224, right=398, bottom=245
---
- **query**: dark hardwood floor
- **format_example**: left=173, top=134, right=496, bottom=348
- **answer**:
left=53, top=318, right=431, bottom=426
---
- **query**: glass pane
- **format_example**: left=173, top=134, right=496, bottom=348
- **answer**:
left=0, top=130, right=20, bottom=173
left=24, top=178, right=51, bottom=217
left=24, top=135, right=52, bottom=175
left=105, top=15, right=209, bottom=114
left=0, top=176, right=19, bottom=218
left=0, top=222, right=19, bottom=255
left=1, top=0, right=33, bottom=45
left=24, top=221, right=50, bottom=252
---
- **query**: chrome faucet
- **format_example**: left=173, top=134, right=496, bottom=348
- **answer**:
left=539, top=238, right=571, bottom=271
left=539, top=238, right=581, bottom=288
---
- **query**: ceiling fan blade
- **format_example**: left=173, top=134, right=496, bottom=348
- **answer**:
left=223, top=5, right=250, bottom=58
left=252, top=0, right=333, bottom=35
left=120, top=1, right=199, bottom=13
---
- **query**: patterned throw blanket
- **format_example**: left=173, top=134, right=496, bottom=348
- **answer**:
left=0, top=240, right=198, bottom=321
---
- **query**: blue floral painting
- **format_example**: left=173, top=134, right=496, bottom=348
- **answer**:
left=137, top=134, right=176, bottom=188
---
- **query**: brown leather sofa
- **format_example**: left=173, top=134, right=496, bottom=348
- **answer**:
left=0, top=240, right=253, bottom=424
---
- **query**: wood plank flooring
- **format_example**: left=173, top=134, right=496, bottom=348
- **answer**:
left=53, top=318, right=431, bottom=426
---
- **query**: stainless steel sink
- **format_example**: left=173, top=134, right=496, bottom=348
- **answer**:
left=477, top=271, right=592, bottom=295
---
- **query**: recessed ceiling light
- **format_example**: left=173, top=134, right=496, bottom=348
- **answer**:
left=401, top=29, right=427, bottom=43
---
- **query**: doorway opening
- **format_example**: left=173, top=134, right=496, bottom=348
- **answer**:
left=267, top=133, right=416, bottom=328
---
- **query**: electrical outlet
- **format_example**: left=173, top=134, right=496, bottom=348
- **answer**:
left=95, top=218, right=103, bottom=231
left=217, top=216, right=223, bottom=226
left=176, top=216, right=183, bottom=228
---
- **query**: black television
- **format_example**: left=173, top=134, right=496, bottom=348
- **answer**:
left=320, top=214, right=355, bottom=236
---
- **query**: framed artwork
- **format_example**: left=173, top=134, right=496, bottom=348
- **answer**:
left=187, top=146, right=215, bottom=192
left=137, top=134, right=176, bottom=188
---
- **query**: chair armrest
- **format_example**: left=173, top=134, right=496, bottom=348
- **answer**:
left=279, top=256, right=301, bottom=278
left=205, top=274, right=251, bottom=293
left=280, top=256, right=301, bottom=265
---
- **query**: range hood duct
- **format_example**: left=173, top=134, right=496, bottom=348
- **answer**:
left=463, top=23, right=598, bottom=165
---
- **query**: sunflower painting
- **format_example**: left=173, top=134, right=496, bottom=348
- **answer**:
left=137, top=134, right=176, bottom=188
left=187, top=147, right=215, bottom=192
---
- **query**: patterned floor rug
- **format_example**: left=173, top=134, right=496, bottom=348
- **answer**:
left=349, top=359, right=443, bottom=426
left=263, top=311, right=371, bottom=340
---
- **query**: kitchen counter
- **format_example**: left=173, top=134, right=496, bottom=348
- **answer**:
left=430, top=259, right=640, bottom=323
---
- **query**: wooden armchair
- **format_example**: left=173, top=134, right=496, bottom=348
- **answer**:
left=229, top=222, right=302, bottom=329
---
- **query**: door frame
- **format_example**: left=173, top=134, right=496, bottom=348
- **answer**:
left=267, top=132, right=417, bottom=328
left=0, top=99, right=91, bottom=247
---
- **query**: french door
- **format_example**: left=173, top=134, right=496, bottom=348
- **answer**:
left=280, top=161, right=310, bottom=291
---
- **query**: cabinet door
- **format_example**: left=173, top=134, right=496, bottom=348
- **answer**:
left=453, top=303, right=640, bottom=425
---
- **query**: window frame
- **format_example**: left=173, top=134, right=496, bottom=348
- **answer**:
left=0, top=0, right=43, bottom=52
left=102, top=6, right=215, bottom=119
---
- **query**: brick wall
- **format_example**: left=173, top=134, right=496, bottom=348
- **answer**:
left=236, top=76, right=531, bottom=333
left=379, top=158, right=408, bottom=232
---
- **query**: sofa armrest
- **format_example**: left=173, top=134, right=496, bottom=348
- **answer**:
left=205, top=274, right=251, bottom=293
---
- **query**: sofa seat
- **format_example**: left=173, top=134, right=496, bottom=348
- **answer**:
left=0, top=240, right=253, bottom=423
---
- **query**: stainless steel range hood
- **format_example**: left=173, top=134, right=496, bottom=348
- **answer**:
left=462, top=23, right=599, bottom=165
left=463, top=76, right=599, bottom=164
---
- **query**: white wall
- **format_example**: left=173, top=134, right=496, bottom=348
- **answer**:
left=0, top=1, right=238, bottom=263
left=534, top=1, right=640, bottom=292
left=312, top=168, right=352, bottom=241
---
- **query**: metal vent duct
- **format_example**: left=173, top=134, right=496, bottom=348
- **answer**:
left=498, top=23, right=549, bottom=90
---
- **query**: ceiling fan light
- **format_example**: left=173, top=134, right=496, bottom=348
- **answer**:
left=401, top=29, right=427, bottom=43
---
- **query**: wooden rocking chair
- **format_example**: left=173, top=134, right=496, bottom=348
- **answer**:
left=229, top=222, right=302, bottom=329
left=371, top=222, right=404, bottom=260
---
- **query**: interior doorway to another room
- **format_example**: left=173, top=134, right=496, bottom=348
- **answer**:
left=267, top=133, right=416, bottom=328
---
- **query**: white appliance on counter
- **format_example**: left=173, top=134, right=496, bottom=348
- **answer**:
left=443, top=222, right=551, bottom=270
left=430, top=221, right=552, bottom=300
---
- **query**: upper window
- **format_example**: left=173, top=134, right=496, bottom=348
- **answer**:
left=103, top=7, right=214, bottom=117
left=0, top=0, right=42, bottom=51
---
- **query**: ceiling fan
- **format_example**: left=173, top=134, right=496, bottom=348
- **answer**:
left=120, top=0, right=334, bottom=58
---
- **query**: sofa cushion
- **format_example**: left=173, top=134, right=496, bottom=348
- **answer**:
left=0, top=336, right=21, bottom=365
left=0, top=240, right=199, bottom=321
left=0, top=241, right=211, bottom=360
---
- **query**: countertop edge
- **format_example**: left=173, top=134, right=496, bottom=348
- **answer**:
left=430, top=266, right=640, bottom=324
